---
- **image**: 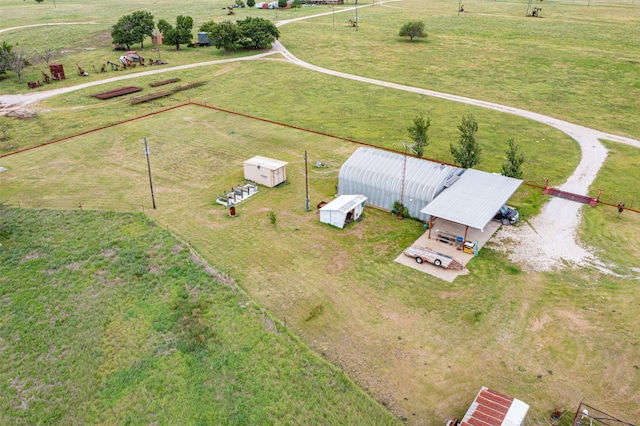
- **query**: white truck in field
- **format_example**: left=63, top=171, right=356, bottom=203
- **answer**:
left=403, top=245, right=464, bottom=270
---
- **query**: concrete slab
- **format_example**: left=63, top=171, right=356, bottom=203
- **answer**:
left=394, top=218, right=502, bottom=282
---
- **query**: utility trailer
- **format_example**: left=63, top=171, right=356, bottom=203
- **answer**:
left=403, top=245, right=464, bottom=270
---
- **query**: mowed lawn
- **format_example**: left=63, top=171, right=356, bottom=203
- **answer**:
left=1, top=105, right=639, bottom=423
left=2, top=0, right=639, bottom=140
left=281, top=0, right=640, bottom=139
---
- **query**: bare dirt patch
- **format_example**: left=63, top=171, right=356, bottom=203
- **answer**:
left=19, top=249, right=41, bottom=263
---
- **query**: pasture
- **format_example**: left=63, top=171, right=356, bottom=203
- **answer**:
left=2, top=104, right=639, bottom=424
left=1, top=0, right=640, bottom=423
left=0, top=208, right=399, bottom=425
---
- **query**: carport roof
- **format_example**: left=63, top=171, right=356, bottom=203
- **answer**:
left=420, top=169, right=522, bottom=231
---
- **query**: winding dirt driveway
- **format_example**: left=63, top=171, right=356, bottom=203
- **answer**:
left=2, top=8, right=639, bottom=272
left=0, top=22, right=99, bottom=35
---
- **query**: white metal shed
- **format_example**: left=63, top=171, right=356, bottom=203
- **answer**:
left=243, top=156, right=288, bottom=188
left=319, top=195, right=367, bottom=229
left=338, top=147, right=461, bottom=220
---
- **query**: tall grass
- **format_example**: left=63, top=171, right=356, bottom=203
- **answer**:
left=0, top=208, right=399, bottom=425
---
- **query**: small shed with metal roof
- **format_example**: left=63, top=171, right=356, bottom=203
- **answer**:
left=338, top=147, right=461, bottom=221
left=243, top=156, right=288, bottom=188
left=460, top=387, right=529, bottom=426
left=420, top=168, right=522, bottom=242
left=319, top=194, right=367, bottom=229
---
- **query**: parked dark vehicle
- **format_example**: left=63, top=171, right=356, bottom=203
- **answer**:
left=494, top=204, right=519, bottom=225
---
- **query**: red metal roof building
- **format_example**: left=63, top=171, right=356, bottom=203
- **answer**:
left=460, top=387, right=530, bottom=426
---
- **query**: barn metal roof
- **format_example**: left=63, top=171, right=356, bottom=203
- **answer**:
left=461, top=387, right=529, bottom=426
left=243, top=156, right=288, bottom=170
left=420, top=169, right=522, bottom=231
left=320, top=194, right=367, bottom=213
left=338, top=147, right=461, bottom=220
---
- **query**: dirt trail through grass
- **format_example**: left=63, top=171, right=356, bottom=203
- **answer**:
left=2, top=4, right=639, bottom=272
left=0, top=22, right=99, bottom=35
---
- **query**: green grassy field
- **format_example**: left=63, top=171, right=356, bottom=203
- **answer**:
left=0, top=208, right=399, bottom=425
left=2, top=0, right=640, bottom=424
left=280, top=0, right=640, bottom=139
left=1, top=106, right=639, bottom=424
left=2, top=0, right=639, bottom=139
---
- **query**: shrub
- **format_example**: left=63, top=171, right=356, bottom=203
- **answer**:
left=399, top=21, right=426, bottom=41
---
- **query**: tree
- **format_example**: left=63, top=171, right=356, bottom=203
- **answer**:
left=111, top=19, right=136, bottom=49
left=500, top=138, right=525, bottom=179
left=111, top=11, right=155, bottom=50
left=207, top=18, right=278, bottom=52
left=278, top=0, right=287, bottom=7
left=209, top=21, right=241, bottom=52
left=0, top=119, right=12, bottom=141
left=292, top=0, right=302, bottom=8
left=130, top=11, right=155, bottom=49
left=39, top=47, right=58, bottom=65
left=450, top=114, right=481, bottom=168
left=157, top=19, right=172, bottom=36
left=0, top=42, right=12, bottom=75
left=158, top=15, right=193, bottom=50
left=0, top=48, right=29, bottom=84
left=247, top=0, right=256, bottom=7
left=399, top=21, right=426, bottom=41
left=237, top=17, right=280, bottom=49
left=199, top=21, right=217, bottom=35
left=407, top=113, right=431, bottom=157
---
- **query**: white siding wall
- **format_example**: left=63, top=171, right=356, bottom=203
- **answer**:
left=320, top=209, right=347, bottom=228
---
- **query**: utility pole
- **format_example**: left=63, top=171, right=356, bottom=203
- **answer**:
left=143, top=138, right=157, bottom=209
left=305, top=151, right=310, bottom=212
left=398, top=146, right=407, bottom=219
left=396, top=141, right=414, bottom=220
left=355, top=0, right=359, bottom=31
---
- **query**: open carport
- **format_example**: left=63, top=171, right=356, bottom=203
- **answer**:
left=420, top=169, right=523, bottom=244
left=395, top=169, right=522, bottom=281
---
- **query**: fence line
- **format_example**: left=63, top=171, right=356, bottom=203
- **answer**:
left=3, top=199, right=154, bottom=214
left=0, top=102, right=191, bottom=160
left=188, top=100, right=461, bottom=167
left=2, top=100, right=638, bottom=215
